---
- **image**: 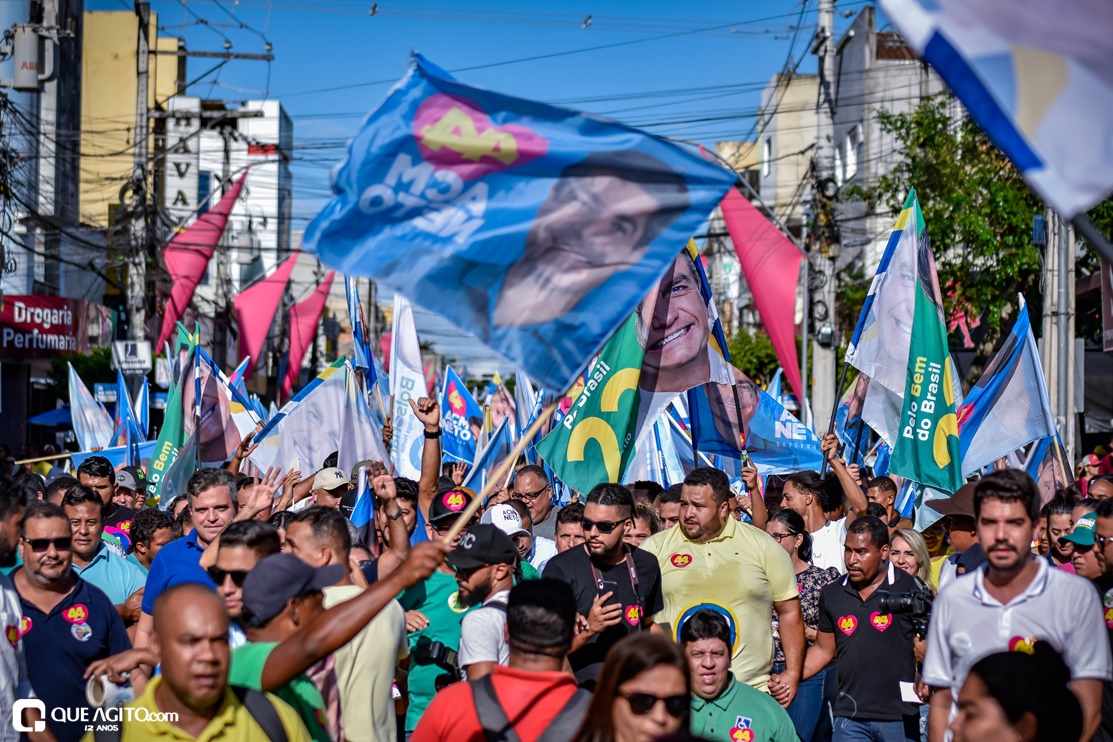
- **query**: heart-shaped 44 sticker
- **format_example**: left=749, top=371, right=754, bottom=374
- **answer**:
left=869, top=612, right=892, bottom=632
left=837, top=615, right=858, bottom=636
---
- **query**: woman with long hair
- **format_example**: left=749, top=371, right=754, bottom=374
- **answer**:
left=573, top=633, right=689, bottom=742
left=765, top=509, right=840, bottom=741
left=891, top=528, right=935, bottom=590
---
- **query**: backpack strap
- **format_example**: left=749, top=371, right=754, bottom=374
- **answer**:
left=534, top=688, right=592, bottom=742
left=472, top=674, right=520, bottom=742
left=232, top=685, right=290, bottom=742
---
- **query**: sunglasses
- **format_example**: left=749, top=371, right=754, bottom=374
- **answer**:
left=621, top=691, right=688, bottom=718
left=23, top=537, right=71, bottom=553
left=580, top=517, right=627, bottom=534
left=207, top=567, right=250, bottom=588
left=512, top=485, right=550, bottom=502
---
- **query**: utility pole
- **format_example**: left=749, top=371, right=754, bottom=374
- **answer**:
left=1041, top=209, right=1076, bottom=462
left=213, top=125, right=234, bottom=368
left=811, top=0, right=840, bottom=432
left=126, top=0, right=150, bottom=342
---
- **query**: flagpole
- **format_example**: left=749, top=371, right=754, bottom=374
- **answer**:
left=442, top=401, right=558, bottom=545
left=850, top=414, right=867, bottom=467
left=820, top=362, right=849, bottom=476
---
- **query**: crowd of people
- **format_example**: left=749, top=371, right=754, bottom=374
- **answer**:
left=0, top=397, right=1110, bottom=742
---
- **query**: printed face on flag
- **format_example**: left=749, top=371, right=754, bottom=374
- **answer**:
left=1034, top=444, right=1067, bottom=506
left=303, top=54, right=736, bottom=392
left=181, top=362, right=236, bottom=464
left=636, top=251, right=716, bottom=394
left=489, top=385, right=516, bottom=433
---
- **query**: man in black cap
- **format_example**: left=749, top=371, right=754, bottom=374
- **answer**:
left=451, top=523, right=518, bottom=680
left=228, top=536, right=450, bottom=741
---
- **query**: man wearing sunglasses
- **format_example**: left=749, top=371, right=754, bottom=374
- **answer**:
left=452, top=523, right=517, bottom=680
left=210, top=520, right=281, bottom=646
left=543, top=483, right=664, bottom=689
left=683, top=609, right=798, bottom=742
left=13, top=503, right=130, bottom=742
left=511, top=466, right=558, bottom=541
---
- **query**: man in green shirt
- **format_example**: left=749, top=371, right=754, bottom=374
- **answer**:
left=682, top=609, right=799, bottom=742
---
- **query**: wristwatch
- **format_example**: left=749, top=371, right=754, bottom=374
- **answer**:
left=423, top=429, right=442, bottom=439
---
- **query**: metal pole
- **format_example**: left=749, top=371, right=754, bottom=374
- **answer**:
left=800, top=227, right=810, bottom=428
left=811, top=0, right=839, bottom=434
left=127, top=1, right=150, bottom=342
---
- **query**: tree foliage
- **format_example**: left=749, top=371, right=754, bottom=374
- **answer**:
left=727, top=328, right=781, bottom=387
left=48, top=347, right=114, bottom=404
left=842, top=96, right=1043, bottom=387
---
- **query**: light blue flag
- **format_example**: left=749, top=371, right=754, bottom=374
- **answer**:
left=135, top=376, right=150, bottom=440
left=303, top=53, right=737, bottom=392
left=879, top=0, right=1113, bottom=219
left=345, top=275, right=375, bottom=382
left=440, top=366, right=483, bottom=465
left=111, top=370, right=134, bottom=448
left=350, top=466, right=374, bottom=544
left=158, top=429, right=199, bottom=509
left=957, top=297, right=1056, bottom=476
left=464, top=418, right=512, bottom=493
left=513, top=370, right=535, bottom=440
left=69, top=363, right=114, bottom=452
left=767, top=368, right=783, bottom=405
left=71, top=440, right=158, bottom=471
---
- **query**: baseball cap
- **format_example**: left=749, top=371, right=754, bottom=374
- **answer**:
left=1082, top=454, right=1101, bottom=467
left=241, top=554, right=345, bottom=627
left=116, top=466, right=148, bottom=493
left=480, top=503, right=529, bottom=538
left=928, top=482, right=976, bottom=518
left=311, top=467, right=350, bottom=492
left=429, top=487, right=476, bottom=525
left=350, top=460, right=379, bottom=483
left=447, top=524, right=517, bottom=570
left=1061, top=513, right=1097, bottom=547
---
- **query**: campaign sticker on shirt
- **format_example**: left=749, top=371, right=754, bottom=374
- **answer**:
left=1008, top=636, right=1037, bottom=655
left=625, top=605, right=641, bottom=626
left=447, top=591, right=468, bottom=614
left=64, top=604, right=89, bottom=625
left=837, top=615, right=858, bottom=636
left=869, top=612, right=892, bottom=632
left=1103, top=589, right=1113, bottom=609
left=730, top=716, right=754, bottom=742
left=71, top=622, right=92, bottom=642
left=4, top=625, right=17, bottom=648
left=669, top=553, right=692, bottom=568
left=1105, top=607, right=1113, bottom=630
left=19, top=616, right=31, bottom=636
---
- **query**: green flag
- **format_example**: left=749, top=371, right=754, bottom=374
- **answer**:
left=148, top=327, right=198, bottom=505
left=536, top=315, right=644, bottom=496
left=890, top=191, right=962, bottom=494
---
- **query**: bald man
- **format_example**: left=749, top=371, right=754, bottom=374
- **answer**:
left=82, top=585, right=308, bottom=741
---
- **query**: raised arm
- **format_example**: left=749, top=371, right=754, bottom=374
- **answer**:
left=372, top=469, right=412, bottom=578
left=821, top=433, right=868, bottom=519
left=410, top=397, right=442, bottom=520
left=259, top=476, right=448, bottom=690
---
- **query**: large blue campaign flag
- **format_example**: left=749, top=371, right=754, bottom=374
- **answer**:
left=464, top=418, right=513, bottom=493
left=303, top=54, right=737, bottom=392
left=345, top=275, right=374, bottom=381
left=957, top=297, right=1057, bottom=476
left=440, top=366, right=483, bottom=464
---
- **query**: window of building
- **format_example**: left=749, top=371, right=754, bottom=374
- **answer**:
left=844, top=125, right=861, bottom=181
left=761, top=137, right=772, bottom=177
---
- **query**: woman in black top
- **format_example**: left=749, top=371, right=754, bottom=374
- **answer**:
left=767, top=509, right=840, bottom=741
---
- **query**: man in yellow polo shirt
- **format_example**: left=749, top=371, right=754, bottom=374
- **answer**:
left=84, top=583, right=308, bottom=741
left=641, top=467, right=805, bottom=708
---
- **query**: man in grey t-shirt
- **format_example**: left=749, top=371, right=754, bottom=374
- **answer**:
left=512, top=465, right=558, bottom=541
left=450, top=524, right=517, bottom=680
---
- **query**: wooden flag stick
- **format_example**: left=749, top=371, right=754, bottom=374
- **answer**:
left=442, top=401, right=559, bottom=545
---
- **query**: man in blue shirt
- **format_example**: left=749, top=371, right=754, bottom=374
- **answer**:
left=132, top=468, right=238, bottom=691
left=13, top=503, right=130, bottom=742
left=62, top=485, right=146, bottom=624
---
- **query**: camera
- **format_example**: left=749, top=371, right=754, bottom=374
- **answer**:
left=412, top=639, right=459, bottom=692
left=876, top=579, right=934, bottom=635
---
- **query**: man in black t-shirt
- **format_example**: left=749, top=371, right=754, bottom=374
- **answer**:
left=543, top=483, right=663, bottom=688
left=77, top=456, right=135, bottom=531
left=1091, top=499, right=1113, bottom=742
left=772, top=515, right=919, bottom=741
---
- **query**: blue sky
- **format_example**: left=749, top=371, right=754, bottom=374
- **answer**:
left=91, top=0, right=869, bottom=230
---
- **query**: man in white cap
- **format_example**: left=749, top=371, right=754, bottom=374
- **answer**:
left=294, top=468, right=352, bottom=511
left=484, top=502, right=558, bottom=574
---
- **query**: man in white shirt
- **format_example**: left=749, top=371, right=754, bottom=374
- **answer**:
left=450, top=524, right=517, bottom=680
left=923, top=469, right=1112, bottom=742
left=782, top=437, right=868, bottom=573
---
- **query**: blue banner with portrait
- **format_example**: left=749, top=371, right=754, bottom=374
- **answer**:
left=303, top=54, right=737, bottom=393
left=440, top=365, right=483, bottom=465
